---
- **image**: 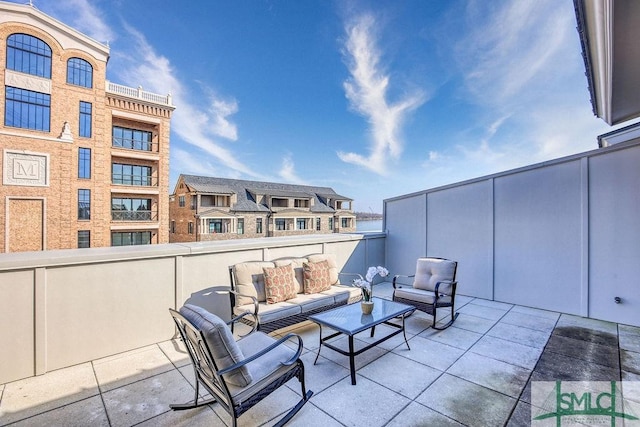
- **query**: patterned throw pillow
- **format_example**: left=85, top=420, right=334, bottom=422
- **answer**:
left=263, top=264, right=298, bottom=304
left=303, top=260, right=333, bottom=294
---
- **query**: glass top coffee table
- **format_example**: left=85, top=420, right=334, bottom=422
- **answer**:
left=308, top=297, right=415, bottom=385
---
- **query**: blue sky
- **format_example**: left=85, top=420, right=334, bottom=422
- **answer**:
left=19, top=0, right=626, bottom=212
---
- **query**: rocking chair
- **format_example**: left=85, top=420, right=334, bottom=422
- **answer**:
left=169, top=304, right=312, bottom=427
left=392, top=257, right=459, bottom=330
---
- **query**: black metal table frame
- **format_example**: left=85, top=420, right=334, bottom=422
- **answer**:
left=310, top=300, right=414, bottom=385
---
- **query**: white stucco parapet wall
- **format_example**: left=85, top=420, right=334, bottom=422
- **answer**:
left=0, top=232, right=385, bottom=271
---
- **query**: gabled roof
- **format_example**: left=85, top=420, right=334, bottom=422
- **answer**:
left=175, top=175, right=351, bottom=214
left=316, top=192, right=352, bottom=201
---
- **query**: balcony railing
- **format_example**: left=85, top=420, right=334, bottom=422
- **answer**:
left=106, top=81, right=173, bottom=107
left=112, top=174, right=157, bottom=187
left=112, top=138, right=157, bottom=153
left=111, top=210, right=157, bottom=221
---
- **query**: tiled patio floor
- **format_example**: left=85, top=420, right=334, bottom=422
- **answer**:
left=1, top=283, right=639, bottom=426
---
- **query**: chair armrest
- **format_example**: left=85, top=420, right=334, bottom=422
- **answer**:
left=227, top=311, right=259, bottom=335
left=392, top=274, right=415, bottom=289
left=228, top=289, right=259, bottom=316
left=217, top=333, right=304, bottom=375
left=434, top=280, right=457, bottom=297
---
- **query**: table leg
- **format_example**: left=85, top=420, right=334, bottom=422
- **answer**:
left=349, top=335, right=356, bottom=385
left=313, top=324, right=323, bottom=365
left=402, top=313, right=411, bottom=350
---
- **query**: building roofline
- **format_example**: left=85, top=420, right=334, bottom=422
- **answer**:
left=0, top=0, right=110, bottom=62
left=573, top=0, right=598, bottom=117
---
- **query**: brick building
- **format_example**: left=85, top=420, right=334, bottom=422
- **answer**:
left=169, top=175, right=356, bottom=242
left=0, top=2, right=174, bottom=252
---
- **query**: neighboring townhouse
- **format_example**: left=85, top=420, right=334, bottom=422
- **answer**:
left=0, top=2, right=174, bottom=252
left=169, top=175, right=356, bottom=241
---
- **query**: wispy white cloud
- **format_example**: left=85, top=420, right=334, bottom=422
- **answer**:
left=171, top=147, right=218, bottom=179
left=206, top=97, right=238, bottom=141
left=338, top=13, right=426, bottom=174
left=41, top=1, right=254, bottom=178
left=278, top=153, right=308, bottom=185
left=459, top=1, right=573, bottom=107
left=108, top=24, right=255, bottom=177
left=419, top=0, right=609, bottom=185
left=46, top=0, right=115, bottom=44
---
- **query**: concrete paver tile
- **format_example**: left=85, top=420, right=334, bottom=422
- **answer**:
left=420, top=326, right=483, bottom=351
left=1, top=395, right=109, bottom=427
left=311, top=376, right=410, bottom=427
left=359, top=352, right=442, bottom=399
left=457, top=304, right=508, bottom=321
left=93, top=344, right=174, bottom=392
left=469, top=299, right=514, bottom=311
left=470, top=335, right=543, bottom=370
left=449, top=313, right=498, bottom=334
left=276, top=401, right=343, bottom=427
left=446, top=352, right=531, bottom=398
left=158, top=339, right=191, bottom=368
left=387, top=401, right=464, bottom=426
left=487, top=322, right=551, bottom=349
left=0, top=363, right=98, bottom=425
left=500, top=311, right=557, bottom=333
left=392, top=335, right=464, bottom=371
left=102, top=369, right=202, bottom=427
left=619, top=324, right=640, bottom=353
left=416, top=373, right=516, bottom=427
left=556, top=314, right=618, bottom=335
left=135, top=404, right=222, bottom=427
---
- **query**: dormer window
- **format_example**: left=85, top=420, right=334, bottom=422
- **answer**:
left=272, top=197, right=288, bottom=208
left=294, top=199, right=309, bottom=208
left=336, top=200, right=351, bottom=210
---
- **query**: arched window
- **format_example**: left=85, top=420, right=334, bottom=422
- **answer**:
left=6, top=33, right=52, bottom=78
left=67, top=57, right=93, bottom=88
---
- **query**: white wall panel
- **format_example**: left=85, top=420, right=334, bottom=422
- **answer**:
left=385, top=194, right=426, bottom=277
left=494, top=161, right=584, bottom=313
left=0, top=270, right=35, bottom=382
left=589, top=147, right=640, bottom=326
left=427, top=181, right=494, bottom=299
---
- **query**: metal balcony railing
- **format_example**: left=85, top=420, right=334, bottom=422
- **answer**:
left=112, top=138, right=157, bottom=153
left=112, top=174, right=157, bottom=187
left=111, top=210, right=157, bottom=221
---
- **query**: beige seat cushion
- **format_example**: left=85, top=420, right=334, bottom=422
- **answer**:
left=413, top=258, right=456, bottom=294
left=179, top=304, right=252, bottom=387
left=233, top=261, right=275, bottom=305
left=320, top=284, right=362, bottom=305
left=234, top=301, right=302, bottom=324
left=228, top=331, right=298, bottom=402
left=394, top=287, right=452, bottom=305
left=287, top=293, right=336, bottom=313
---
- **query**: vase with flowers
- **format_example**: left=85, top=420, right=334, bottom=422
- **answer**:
left=353, top=266, right=389, bottom=314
